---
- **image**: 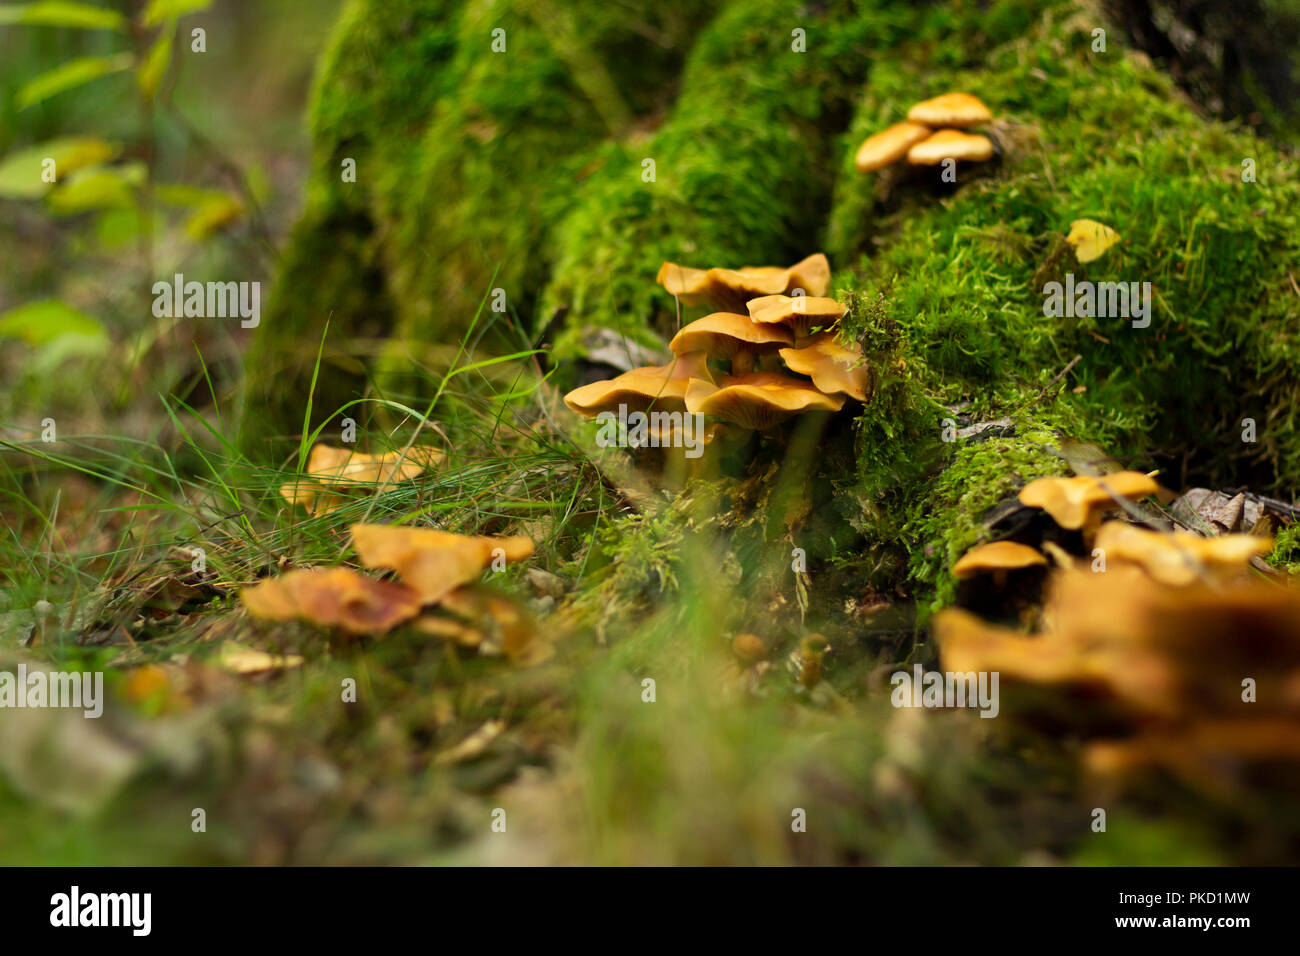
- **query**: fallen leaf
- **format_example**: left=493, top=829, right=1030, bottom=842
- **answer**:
left=1065, top=219, right=1121, bottom=263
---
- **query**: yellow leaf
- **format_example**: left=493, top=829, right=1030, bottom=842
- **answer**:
left=1065, top=219, right=1121, bottom=263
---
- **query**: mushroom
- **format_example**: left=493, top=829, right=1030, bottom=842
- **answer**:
left=952, top=541, right=1047, bottom=581
left=934, top=607, right=1092, bottom=686
left=240, top=567, right=422, bottom=635
left=349, top=523, right=534, bottom=606
left=777, top=332, right=871, bottom=401
left=1092, top=521, right=1270, bottom=586
left=279, top=443, right=443, bottom=515
left=732, top=633, right=767, bottom=663
left=685, top=372, right=844, bottom=430
left=906, top=92, right=993, bottom=128
left=1086, top=719, right=1300, bottom=790
left=906, top=129, right=994, bottom=166
left=656, top=253, right=831, bottom=313
left=746, top=294, right=845, bottom=340
left=855, top=120, right=933, bottom=173
left=563, top=351, right=712, bottom=416
left=1017, top=471, right=1161, bottom=532
left=668, top=312, right=792, bottom=374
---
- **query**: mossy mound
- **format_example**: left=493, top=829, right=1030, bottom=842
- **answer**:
left=244, top=0, right=712, bottom=452
left=831, top=6, right=1300, bottom=496
left=244, top=0, right=1300, bottom=613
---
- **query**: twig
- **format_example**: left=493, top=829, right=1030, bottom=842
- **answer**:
left=1028, top=353, right=1082, bottom=408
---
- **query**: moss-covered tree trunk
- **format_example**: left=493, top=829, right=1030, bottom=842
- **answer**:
left=243, top=0, right=1300, bottom=599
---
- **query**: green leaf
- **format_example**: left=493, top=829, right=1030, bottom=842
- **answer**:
left=138, top=18, right=175, bottom=100
left=45, top=161, right=145, bottom=213
left=0, top=299, right=107, bottom=345
left=0, top=137, right=118, bottom=199
left=141, top=0, right=212, bottom=27
left=17, top=53, right=132, bottom=109
left=0, top=1, right=126, bottom=30
left=154, top=182, right=229, bottom=207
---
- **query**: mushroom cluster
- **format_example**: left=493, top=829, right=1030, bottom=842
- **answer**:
left=854, top=92, right=995, bottom=174
left=240, top=524, right=545, bottom=662
left=936, top=468, right=1295, bottom=793
left=563, top=253, right=873, bottom=440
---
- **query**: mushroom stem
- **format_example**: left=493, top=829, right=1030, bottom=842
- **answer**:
left=732, top=352, right=755, bottom=374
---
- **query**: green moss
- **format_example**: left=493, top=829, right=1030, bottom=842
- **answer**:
left=244, top=0, right=714, bottom=449
left=381, top=0, right=715, bottom=353
left=904, top=421, right=1068, bottom=616
left=830, top=2, right=1300, bottom=496
left=1267, top=522, right=1300, bottom=573
left=241, top=0, right=464, bottom=453
left=540, top=0, right=916, bottom=358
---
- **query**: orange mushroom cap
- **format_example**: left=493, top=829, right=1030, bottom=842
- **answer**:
left=951, top=541, right=1047, bottom=579
left=855, top=121, right=933, bottom=172
left=747, top=294, right=845, bottom=339
left=240, top=567, right=422, bottom=635
left=668, top=312, right=792, bottom=358
left=563, top=351, right=713, bottom=417
left=906, top=92, right=993, bottom=127
left=1093, top=521, right=1271, bottom=586
left=906, top=129, right=994, bottom=165
left=685, top=372, right=844, bottom=430
left=656, top=253, right=831, bottom=312
left=350, top=524, right=534, bottom=606
left=778, top=332, right=871, bottom=402
left=1018, top=471, right=1161, bottom=530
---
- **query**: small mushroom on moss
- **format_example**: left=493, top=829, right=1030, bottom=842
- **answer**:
left=907, top=129, right=994, bottom=166
left=1018, top=471, right=1161, bottom=532
left=656, top=253, right=831, bottom=312
left=1092, top=521, right=1271, bottom=586
left=746, top=294, right=845, bottom=340
left=685, top=372, right=844, bottom=430
left=906, top=92, right=993, bottom=128
left=778, top=332, right=871, bottom=401
left=855, top=120, right=933, bottom=172
left=952, top=541, right=1047, bottom=580
left=668, top=312, right=792, bottom=374
left=563, top=351, right=712, bottom=416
